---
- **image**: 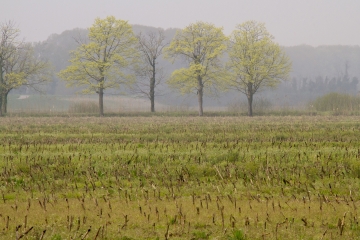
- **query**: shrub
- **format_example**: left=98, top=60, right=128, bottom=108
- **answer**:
left=68, top=101, right=99, bottom=113
left=310, top=92, right=360, bottom=112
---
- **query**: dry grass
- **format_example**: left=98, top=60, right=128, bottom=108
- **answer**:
left=0, top=116, right=360, bottom=239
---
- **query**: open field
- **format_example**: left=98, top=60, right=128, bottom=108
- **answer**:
left=7, top=94, right=313, bottom=116
left=0, top=116, right=360, bottom=239
left=7, top=95, right=193, bottom=114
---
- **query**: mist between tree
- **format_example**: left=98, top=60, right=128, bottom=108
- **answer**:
left=2, top=17, right=360, bottom=117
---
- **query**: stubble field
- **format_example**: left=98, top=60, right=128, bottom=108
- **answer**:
left=0, top=116, right=360, bottom=239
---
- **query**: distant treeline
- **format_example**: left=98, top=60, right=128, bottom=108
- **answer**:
left=292, top=75, right=359, bottom=95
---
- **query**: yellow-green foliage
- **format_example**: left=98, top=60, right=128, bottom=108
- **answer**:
left=227, top=21, right=291, bottom=95
left=164, top=21, right=229, bottom=95
left=58, top=16, right=138, bottom=94
left=3, top=46, right=50, bottom=88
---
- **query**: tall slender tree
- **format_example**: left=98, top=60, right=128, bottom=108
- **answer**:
left=164, top=22, right=228, bottom=116
left=134, top=29, right=167, bottom=112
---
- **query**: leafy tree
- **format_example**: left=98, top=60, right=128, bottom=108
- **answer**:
left=164, top=21, right=228, bottom=116
left=133, top=29, right=167, bottom=112
left=227, top=21, right=291, bottom=116
left=0, top=21, right=50, bottom=115
left=58, top=16, right=138, bottom=116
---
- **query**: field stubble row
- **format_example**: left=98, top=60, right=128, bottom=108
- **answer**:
left=0, top=116, right=360, bottom=239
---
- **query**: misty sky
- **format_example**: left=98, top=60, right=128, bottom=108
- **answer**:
left=3, top=0, right=360, bottom=46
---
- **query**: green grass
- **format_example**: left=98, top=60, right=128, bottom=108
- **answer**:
left=0, top=116, right=360, bottom=239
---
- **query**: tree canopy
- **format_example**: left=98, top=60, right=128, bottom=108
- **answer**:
left=164, top=22, right=228, bottom=116
left=227, top=21, right=291, bottom=116
left=58, top=16, right=138, bottom=116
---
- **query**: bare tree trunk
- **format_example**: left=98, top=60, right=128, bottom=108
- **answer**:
left=0, top=94, right=2, bottom=116
left=247, top=94, right=253, bottom=117
left=247, top=83, right=253, bottom=117
left=197, top=76, right=203, bottom=116
left=150, top=63, right=155, bottom=112
left=150, top=79, right=155, bottom=112
left=0, top=63, right=3, bottom=116
left=1, top=91, right=8, bottom=114
left=98, top=87, right=104, bottom=117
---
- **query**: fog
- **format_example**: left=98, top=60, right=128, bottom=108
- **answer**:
left=3, top=0, right=360, bottom=46
left=3, top=0, right=360, bottom=114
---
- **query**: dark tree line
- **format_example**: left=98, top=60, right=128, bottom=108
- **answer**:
left=291, top=75, right=359, bottom=95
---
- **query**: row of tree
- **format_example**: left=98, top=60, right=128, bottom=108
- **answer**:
left=60, top=16, right=291, bottom=116
left=0, top=17, right=291, bottom=116
left=28, top=30, right=360, bottom=108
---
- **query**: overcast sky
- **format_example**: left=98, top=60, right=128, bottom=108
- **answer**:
left=3, top=0, right=360, bottom=46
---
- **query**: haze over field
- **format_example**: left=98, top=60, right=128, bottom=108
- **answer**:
left=3, top=0, right=360, bottom=46
left=2, top=0, right=360, bottom=116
